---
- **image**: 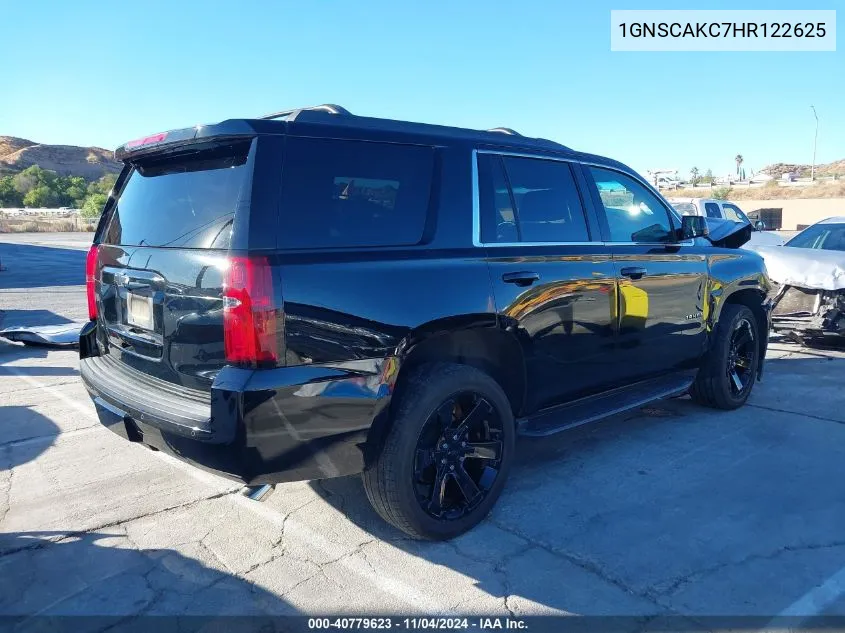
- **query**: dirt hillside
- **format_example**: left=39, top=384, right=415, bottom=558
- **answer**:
left=760, top=159, right=845, bottom=178
left=0, top=136, right=120, bottom=180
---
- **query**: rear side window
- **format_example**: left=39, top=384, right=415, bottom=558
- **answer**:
left=279, top=138, right=434, bottom=249
left=478, top=154, right=590, bottom=244
left=704, top=202, right=722, bottom=219
left=103, top=140, right=252, bottom=249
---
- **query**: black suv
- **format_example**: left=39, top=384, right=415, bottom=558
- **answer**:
left=80, top=105, right=771, bottom=540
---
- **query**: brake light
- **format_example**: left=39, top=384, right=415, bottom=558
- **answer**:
left=85, top=244, right=99, bottom=320
left=125, top=132, right=168, bottom=149
left=223, top=256, right=278, bottom=366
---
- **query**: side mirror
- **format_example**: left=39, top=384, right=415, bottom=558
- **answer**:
left=681, top=215, right=709, bottom=240
left=754, top=220, right=766, bottom=231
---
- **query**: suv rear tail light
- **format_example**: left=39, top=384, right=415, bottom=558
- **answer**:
left=85, top=244, right=100, bottom=320
left=223, top=256, right=279, bottom=366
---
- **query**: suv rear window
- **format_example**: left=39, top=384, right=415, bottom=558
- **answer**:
left=278, top=137, right=434, bottom=249
left=103, top=140, right=252, bottom=249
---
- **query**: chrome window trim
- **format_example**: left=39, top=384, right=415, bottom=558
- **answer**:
left=480, top=241, right=601, bottom=247
left=472, top=149, right=695, bottom=248
left=471, top=148, right=481, bottom=247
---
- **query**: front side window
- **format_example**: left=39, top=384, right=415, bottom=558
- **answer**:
left=478, top=154, right=590, bottom=244
left=589, top=167, right=674, bottom=243
left=279, top=138, right=434, bottom=249
left=721, top=203, right=747, bottom=223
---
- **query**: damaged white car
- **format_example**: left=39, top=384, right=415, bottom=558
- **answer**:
left=751, top=217, right=845, bottom=344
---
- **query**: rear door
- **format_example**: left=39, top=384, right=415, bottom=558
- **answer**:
left=478, top=152, right=618, bottom=414
left=583, top=165, right=708, bottom=382
left=94, top=138, right=262, bottom=391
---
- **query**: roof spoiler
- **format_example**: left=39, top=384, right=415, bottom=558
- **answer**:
left=114, top=120, right=258, bottom=161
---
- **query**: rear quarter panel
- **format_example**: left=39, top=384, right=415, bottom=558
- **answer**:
left=278, top=248, right=496, bottom=365
left=236, top=142, right=499, bottom=479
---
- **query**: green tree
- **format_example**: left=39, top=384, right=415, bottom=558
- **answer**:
left=703, top=168, right=714, bottom=184
left=81, top=192, right=108, bottom=218
left=735, top=154, right=744, bottom=177
left=61, top=175, right=88, bottom=207
left=88, top=173, right=117, bottom=196
left=23, top=184, right=59, bottom=208
left=13, top=165, right=44, bottom=195
left=690, top=167, right=700, bottom=186
left=0, top=175, right=23, bottom=207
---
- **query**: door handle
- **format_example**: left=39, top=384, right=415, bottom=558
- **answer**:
left=502, top=271, right=540, bottom=287
left=620, top=266, right=647, bottom=280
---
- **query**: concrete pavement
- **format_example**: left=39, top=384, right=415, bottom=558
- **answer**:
left=3, top=234, right=845, bottom=625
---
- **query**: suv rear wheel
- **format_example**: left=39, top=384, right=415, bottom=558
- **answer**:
left=362, top=362, right=515, bottom=540
left=690, top=303, right=760, bottom=410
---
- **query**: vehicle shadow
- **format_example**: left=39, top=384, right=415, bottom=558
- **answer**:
left=308, top=352, right=845, bottom=618
left=0, top=531, right=296, bottom=626
left=0, top=243, right=86, bottom=289
left=0, top=407, right=61, bottom=469
left=0, top=309, right=75, bottom=329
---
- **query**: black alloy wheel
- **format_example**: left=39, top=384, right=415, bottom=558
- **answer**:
left=412, top=392, right=504, bottom=521
left=690, top=302, right=761, bottom=410
left=726, top=316, right=756, bottom=396
left=362, top=362, right=515, bottom=540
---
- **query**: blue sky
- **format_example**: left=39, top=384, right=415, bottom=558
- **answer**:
left=3, top=0, right=842, bottom=179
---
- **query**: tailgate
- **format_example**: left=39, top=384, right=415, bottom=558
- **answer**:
left=93, top=138, right=255, bottom=391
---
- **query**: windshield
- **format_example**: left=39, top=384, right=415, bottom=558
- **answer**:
left=672, top=202, right=696, bottom=216
left=785, top=223, right=845, bottom=251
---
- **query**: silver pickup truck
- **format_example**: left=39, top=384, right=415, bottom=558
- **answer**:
left=668, top=197, right=784, bottom=248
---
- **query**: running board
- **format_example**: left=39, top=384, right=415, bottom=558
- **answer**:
left=517, top=375, right=694, bottom=437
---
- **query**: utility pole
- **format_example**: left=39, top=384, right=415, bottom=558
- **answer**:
left=811, top=105, right=819, bottom=181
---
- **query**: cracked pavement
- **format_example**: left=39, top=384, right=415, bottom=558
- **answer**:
left=3, top=233, right=845, bottom=621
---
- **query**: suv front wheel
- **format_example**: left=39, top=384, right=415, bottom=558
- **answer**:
left=690, top=303, right=760, bottom=410
left=363, top=362, right=515, bottom=540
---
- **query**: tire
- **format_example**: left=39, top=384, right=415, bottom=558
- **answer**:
left=690, top=303, right=760, bottom=410
left=362, top=362, right=515, bottom=540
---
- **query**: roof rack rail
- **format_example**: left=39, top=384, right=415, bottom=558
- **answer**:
left=259, top=104, right=351, bottom=121
left=487, top=127, right=522, bottom=136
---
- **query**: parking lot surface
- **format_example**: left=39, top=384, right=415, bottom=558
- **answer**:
left=2, top=233, right=845, bottom=625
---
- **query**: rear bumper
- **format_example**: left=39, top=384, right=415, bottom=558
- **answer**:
left=80, top=353, right=396, bottom=485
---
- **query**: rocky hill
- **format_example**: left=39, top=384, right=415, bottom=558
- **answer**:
left=760, top=159, right=845, bottom=178
left=0, top=136, right=121, bottom=181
